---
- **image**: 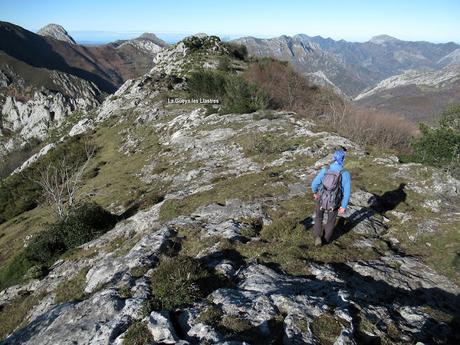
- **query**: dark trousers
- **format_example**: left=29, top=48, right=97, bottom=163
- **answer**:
left=313, top=203, right=338, bottom=243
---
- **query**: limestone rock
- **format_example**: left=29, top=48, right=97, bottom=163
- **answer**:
left=145, top=311, right=180, bottom=344
left=37, top=24, right=76, bottom=44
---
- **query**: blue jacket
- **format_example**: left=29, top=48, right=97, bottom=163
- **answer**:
left=311, top=162, right=351, bottom=209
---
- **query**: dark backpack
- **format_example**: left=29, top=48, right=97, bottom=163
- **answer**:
left=319, top=167, right=343, bottom=211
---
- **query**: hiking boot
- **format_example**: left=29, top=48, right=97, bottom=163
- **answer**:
left=314, top=236, right=322, bottom=247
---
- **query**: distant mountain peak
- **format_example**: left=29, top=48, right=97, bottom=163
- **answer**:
left=37, top=23, right=76, bottom=44
left=137, top=32, right=159, bottom=40
left=369, top=34, right=400, bottom=44
left=134, top=32, right=168, bottom=47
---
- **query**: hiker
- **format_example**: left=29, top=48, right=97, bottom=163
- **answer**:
left=311, top=150, right=351, bottom=246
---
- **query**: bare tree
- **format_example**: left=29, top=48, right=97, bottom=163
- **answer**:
left=34, top=140, right=95, bottom=219
left=327, top=95, right=348, bottom=128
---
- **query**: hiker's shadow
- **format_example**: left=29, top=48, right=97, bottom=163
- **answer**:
left=331, top=183, right=407, bottom=242
left=374, top=183, right=407, bottom=213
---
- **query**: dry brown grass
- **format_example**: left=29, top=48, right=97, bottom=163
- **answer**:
left=244, top=58, right=416, bottom=153
left=325, top=102, right=418, bottom=152
left=243, top=58, right=334, bottom=116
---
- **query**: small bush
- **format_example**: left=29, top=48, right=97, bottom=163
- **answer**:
left=243, top=58, right=330, bottom=115
left=0, top=203, right=116, bottom=290
left=187, top=70, right=227, bottom=99
left=217, top=56, right=231, bottom=71
left=311, top=313, right=343, bottom=345
left=149, top=255, right=209, bottom=310
left=409, top=104, right=460, bottom=177
left=197, top=303, right=223, bottom=325
left=222, top=75, right=269, bottom=114
left=187, top=70, right=268, bottom=114
left=52, top=203, right=117, bottom=249
left=122, top=321, right=153, bottom=345
left=223, top=42, right=248, bottom=60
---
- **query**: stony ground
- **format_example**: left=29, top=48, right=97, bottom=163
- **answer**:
left=0, top=38, right=459, bottom=345
left=1, top=97, right=459, bottom=344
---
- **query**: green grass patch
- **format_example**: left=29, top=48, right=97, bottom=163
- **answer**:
left=54, top=266, right=90, bottom=304
left=197, top=303, right=224, bottom=326
left=149, top=255, right=210, bottom=310
left=159, top=171, right=288, bottom=221
left=80, top=121, right=164, bottom=210
left=311, top=313, right=343, bottom=345
left=0, top=292, right=46, bottom=341
left=122, top=321, right=153, bottom=345
left=0, top=207, right=53, bottom=268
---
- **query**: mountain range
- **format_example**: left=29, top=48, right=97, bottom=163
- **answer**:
left=0, top=21, right=168, bottom=156
left=233, top=34, right=460, bottom=121
left=1, top=20, right=460, bottom=156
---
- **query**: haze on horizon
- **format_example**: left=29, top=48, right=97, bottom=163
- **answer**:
left=1, top=0, right=459, bottom=44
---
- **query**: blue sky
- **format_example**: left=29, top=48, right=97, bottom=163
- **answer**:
left=1, top=0, right=459, bottom=43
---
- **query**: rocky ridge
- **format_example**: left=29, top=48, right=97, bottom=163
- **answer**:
left=355, top=63, right=460, bottom=100
left=0, top=36, right=459, bottom=344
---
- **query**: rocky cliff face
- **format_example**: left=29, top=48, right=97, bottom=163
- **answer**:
left=0, top=36, right=459, bottom=344
left=37, top=23, right=76, bottom=45
left=0, top=59, right=101, bottom=157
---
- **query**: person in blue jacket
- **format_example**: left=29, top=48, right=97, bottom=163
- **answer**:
left=311, top=149, right=351, bottom=246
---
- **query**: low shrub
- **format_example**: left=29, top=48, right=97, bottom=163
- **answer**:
left=53, top=203, right=117, bottom=249
left=186, top=70, right=269, bottom=114
left=311, top=313, right=343, bottom=345
left=149, top=255, right=210, bottom=310
left=408, top=104, right=460, bottom=177
left=197, top=303, right=223, bottom=325
left=222, top=42, right=248, bottom=60
left=222, top=75, right=269, bottom=114
left=0, top=203, right=116, bottom=290
left=243, top=58, right=332, bottom=116
left=122, top=321, right=153, bottom=345
left=187, top=69, right=227, bottom=99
